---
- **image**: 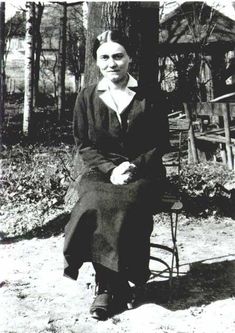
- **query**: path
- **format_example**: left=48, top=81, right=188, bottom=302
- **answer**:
left=1, top=215, right=235, bottom=333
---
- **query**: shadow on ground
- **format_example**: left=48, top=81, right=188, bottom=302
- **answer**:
left=0, top=212, right=70, bottom=244
left=133, top=258, right=235, bottom=311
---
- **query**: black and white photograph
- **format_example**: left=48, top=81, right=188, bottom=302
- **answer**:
left=0, top=0, right=235, bottom=332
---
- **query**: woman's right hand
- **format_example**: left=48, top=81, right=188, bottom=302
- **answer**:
left=110, top=161, right=136, bottom=185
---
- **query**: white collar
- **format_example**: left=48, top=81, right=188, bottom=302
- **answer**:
left=97, top=74, right=137, bottom=122
left=97, top=74, right=138, bottom=91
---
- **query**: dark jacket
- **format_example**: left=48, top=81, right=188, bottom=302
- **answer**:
left=73, top=84, right=170, bottom=179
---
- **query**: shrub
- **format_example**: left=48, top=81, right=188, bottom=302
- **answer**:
left=178, top=162, right=235, bottom=216
left=0, top=143, right=74, bottom=213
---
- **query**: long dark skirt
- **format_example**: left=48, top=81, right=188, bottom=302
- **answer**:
left=63, top=169, right=165, bottom=285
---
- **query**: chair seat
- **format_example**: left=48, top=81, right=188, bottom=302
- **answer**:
left=171, top=200, right=183, bottom=212
left=161, top=195, right=183, bottom=212
left=159, top=179, right=183, bottom=213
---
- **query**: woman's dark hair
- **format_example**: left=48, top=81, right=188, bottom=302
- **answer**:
left=92, top=30, right=132, bottom=59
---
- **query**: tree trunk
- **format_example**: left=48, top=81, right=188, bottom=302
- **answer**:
left=58, top=3, right=67, bottom=121
left=23, top=2, right=35, bottom=136
left=84, top=2, right=103, bottom=86
left=0, top=1, right=5, bottom=151
left=34, top=3, right=44, bottom=107
left=138, top=2, right=159, bottom=89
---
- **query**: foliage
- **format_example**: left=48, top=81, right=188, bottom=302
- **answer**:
left=3, top=108, right=74, bottom=146
left=0, top=144, right=74, bottom=213
left=178, top=162, right=235, bottom=216
left=0, top=109, right=76, bottom=238
left=5, top=10, right=25, bottom=38
left=0, top=145, right=74, bottom=239
left=1, top=145, right=235, bottom=221
left=180, top=162, right=234, bottom=196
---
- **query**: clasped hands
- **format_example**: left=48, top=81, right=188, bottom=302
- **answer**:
left=110, top=161, right=137, bottom=185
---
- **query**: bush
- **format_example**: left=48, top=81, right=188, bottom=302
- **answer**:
left=178, top=162, right=235, bottom=216
left=0, top=143, right=74, bottom=213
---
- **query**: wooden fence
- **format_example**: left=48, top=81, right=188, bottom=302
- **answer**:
left=183, top=102, right=235, bottom=170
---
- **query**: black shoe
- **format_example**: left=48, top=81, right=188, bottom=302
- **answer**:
left=90, top=282, right=113, bottom=320
left=111, top=280, right=135, bottom=313
left=90, top=291, right=112, bottom=320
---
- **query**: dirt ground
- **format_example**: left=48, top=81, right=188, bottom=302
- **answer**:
left=0, top=214, right=235, bottom=333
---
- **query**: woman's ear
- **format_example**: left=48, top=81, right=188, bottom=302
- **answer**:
left=129, top=57, right=132, bottom=64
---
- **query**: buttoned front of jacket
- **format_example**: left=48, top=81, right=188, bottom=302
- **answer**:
left=73, top=82, right=170, bottom=177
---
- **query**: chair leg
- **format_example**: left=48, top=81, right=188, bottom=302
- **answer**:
left=169, top=211, right=179, bottom=287
left=150, top=210, right=180, bottom=289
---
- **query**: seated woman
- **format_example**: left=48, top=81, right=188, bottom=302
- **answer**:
left=63, top=30, right=170, bottom=320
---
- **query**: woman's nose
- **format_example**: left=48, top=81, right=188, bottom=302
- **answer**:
left=107, top=57, right=116, bottom=67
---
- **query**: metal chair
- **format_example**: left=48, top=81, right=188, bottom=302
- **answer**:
left=150, top=114, right=190, bottom=287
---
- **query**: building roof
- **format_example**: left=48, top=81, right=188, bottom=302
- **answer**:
left=160, top=1, right=235, bottom=45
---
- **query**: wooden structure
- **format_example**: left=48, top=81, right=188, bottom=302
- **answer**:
left=185, top=102, right=235, bottom=170
left=159, top=2, right=235, bottom=102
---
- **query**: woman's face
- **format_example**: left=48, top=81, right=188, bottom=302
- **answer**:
left=96, top=41, right=131, bottom=84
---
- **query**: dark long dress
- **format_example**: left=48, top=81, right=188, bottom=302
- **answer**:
left=63, top=83, right=170, bottom=285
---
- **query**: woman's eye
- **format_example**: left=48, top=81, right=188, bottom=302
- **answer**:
left=113, top=54, right=123, bottom=60
left=99, top=55, right=109, bottom=60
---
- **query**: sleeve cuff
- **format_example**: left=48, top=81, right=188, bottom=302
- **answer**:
left=98, top=162, right=117, bottom=175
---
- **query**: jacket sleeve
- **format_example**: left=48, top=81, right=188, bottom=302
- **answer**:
left=73, top=88, right=117, bottom=174
left=131, top=96, right=170, bottom=177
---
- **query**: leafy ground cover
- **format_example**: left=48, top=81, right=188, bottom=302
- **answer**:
left=0, top=142, right=74, bottom=238
left=1, top=109, right=75, bottom=238
left=179, top=162, right=235, bottom=217
left=1, top=114, right=235, bottom=239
